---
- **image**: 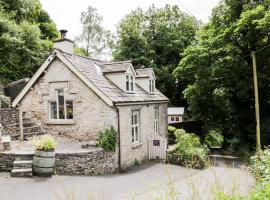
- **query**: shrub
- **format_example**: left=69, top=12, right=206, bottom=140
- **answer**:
left=250, top=148, right=270, bottom=182
left=0, top=91, right=11, bottom=108
left=168, top=129, right=209, bottom=169
left=204, top=129, right=224, bottom=148
left=168, top=126, right=177, bottom=144
left=248, top=148, right=270, bottom=199
left=97, top=127, right=117, bottom=151
left=168, top=126, right=176, bottom=136
left=33, top=135, right=56, bottom=151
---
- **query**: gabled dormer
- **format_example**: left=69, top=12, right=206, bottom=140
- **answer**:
left=99, top=61, right=136, bottom=93
left=135, top=68, right=156, bottom=94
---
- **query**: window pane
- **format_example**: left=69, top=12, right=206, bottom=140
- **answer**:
left=134, top=114, right=137, bottom=124
left=171, top=117, right=174, bottom=121
left=155, top=107, right=159, bottom=119
left=126, top=75, right=129, bottom=91
left=135, top=126, right=138, bottom=141
left=130, top=76, right=134, bottom=91
left=66, top=100, right=73, bottom=119
left=50, top=102, right=57, bottom=119
left=176, top=116, right=179, bottom=121
left=58, top=89, right=65, bottom=119
left=132, top=127, right=134, bottom=142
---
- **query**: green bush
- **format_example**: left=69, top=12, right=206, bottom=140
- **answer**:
left=250, top=148, right=270, bottom=182
left=168, top=129, right=209, bottom=169
left=248, top=148, right=270, bottom=199
left=97, top=127, right=117, bottom=151
left=34, top=135, right=56, bottom=151
left=204, top=129, right=224, bottom=147
left=168, top=126, right=176, bottom=136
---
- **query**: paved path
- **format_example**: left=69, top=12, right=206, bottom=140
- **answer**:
left=0, top=161, right=254, bottom=200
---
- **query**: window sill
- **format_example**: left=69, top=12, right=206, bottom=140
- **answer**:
left=132, top=142, right=142, bottom=149
left=45, top=120, right=75, bottom=125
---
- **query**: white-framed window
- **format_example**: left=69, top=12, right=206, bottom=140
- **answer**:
left=149, top=79, right=155, bottom=93
left=131, top=110, right=140, bottom=144
left=171, top=116, right=175, bottom=122
left=175, top=116, right=180, bottom=122
left=126, top=74, right=134, bottom=92
left=154, top=106, right=159, bottom=134
left=49, top=88, right=73, bottom=120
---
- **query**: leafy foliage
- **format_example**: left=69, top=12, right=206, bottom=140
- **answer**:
left=113, top=5, right=200, bottom=106
left=34, top=135, right=56, bottom=151
left=250, top=148, right=270, bottom=182
left=205, top=129, right=224, bottom=148
left=0, top=0, right=57, bottom=84
left=168, top=126, right=176, bottom=134
left=76, top=6, right=112, bottom=59
left=97, top=127, right=117, bottom=152
left=168, top=129, right=209, bottom=169
left=174, top=0, right=270, bottom=145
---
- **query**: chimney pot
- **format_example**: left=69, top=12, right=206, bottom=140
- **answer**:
left=60, top=29, right=68, bottom=39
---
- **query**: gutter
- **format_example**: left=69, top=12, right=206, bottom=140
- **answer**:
left=113, top=103, right=121, bottom=172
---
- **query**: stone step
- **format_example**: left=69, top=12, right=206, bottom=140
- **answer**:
left=14, top=151, right=34, bottom=161
left=11, top=168, right=33, bottom=177
left=16, top=118, right=31, bottom=123
left=11, top=131, right=44, bottom=140
left=23, top=126, right=41, bottom=133
left=5, top=121, right=36, bottom=128
left=13, top=160, right=33, bottom=169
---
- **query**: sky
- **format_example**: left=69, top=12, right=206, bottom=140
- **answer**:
left=40, top=0, right=220, bottom=40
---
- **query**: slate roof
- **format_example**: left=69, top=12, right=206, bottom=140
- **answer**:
left=136, top=68, right=154, bottom=78
left=167, top=107, right=185, bottom=115
left=61, top=52, right=168, bottom=103
left=99, top=61, right=132, bottom=73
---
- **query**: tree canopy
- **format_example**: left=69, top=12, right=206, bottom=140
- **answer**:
left=113, top=5, right=200, bottom=106
left=174, top=0, right=270, bottom=145
left=76, top=6, right=112, bottom=59
left=0, top=0, right=58, bottom=84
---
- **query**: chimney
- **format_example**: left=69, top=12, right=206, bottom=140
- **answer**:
left=60, top=29, right=68, bottom=39
left=53, top=29, right=74, bottom=54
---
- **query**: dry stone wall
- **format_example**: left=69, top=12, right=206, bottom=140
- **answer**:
left=0, top=108, right=19, bottom=136
left=55, top=148, right=117, bottom=175
left=0, top=153, right=15, bottom=172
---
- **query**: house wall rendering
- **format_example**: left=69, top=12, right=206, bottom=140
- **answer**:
left=118, top=103, right=167, bottom=168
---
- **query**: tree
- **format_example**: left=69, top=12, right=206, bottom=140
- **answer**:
left=174, top=0, right=270, bottom=145
left=77, top=6, right=111, bottom=59
left=113, top=5, right=200, bottom=106
left=0, top=0, right=57, bottom=84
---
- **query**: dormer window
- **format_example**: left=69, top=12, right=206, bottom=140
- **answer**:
left=149, top=79, right=155, bottom=93
left=126, top=74, right=135, bottom=92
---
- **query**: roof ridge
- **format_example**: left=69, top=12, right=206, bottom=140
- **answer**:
left=102, top=60, right=132, bottom=65
left=136, top=68, right=154, bottom=71
left=56, top=49, right=104, bottom=63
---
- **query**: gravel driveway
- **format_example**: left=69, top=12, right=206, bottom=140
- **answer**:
left=0, top=161, right=254, bottom=200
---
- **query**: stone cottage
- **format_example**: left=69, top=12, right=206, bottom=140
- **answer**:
left=12, top=30, right=169, bottom=169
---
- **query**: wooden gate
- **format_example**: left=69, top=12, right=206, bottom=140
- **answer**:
left=148, top=136, right=167, bottom=160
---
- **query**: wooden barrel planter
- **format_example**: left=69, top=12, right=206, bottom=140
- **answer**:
left=33, top=150, right=55, bottom=177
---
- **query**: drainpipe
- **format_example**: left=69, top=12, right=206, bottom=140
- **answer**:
left=113, top=103, right=121, bottom=173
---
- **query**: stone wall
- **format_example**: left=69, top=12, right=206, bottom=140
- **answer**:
left=55, top=149, right=117, bottom=175
left=0, top=153, right=15, bottom=172
left=0, top=108, right=19, bottom=135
